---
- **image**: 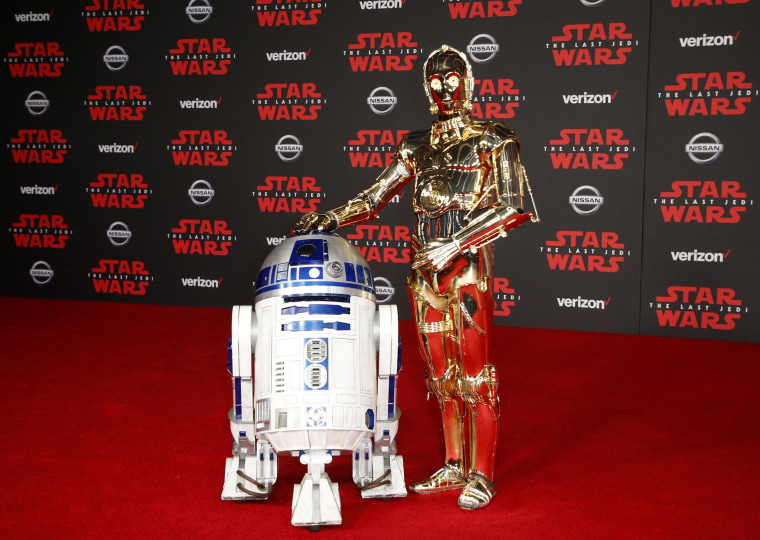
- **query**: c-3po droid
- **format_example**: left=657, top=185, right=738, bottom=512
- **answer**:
left=222, top=231, right=406, bottom=529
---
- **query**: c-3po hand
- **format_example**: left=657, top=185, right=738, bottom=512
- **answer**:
left=291, top=212, right=336, bottom=236
left=412, top=238, right=461, bottom=272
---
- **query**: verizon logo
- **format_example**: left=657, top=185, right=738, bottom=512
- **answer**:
left=266, top=49, right=310, bottom=62
left=15, top=11, right=52, bottom=22
left=98, top=143, right=136, bottom=153
left=679, top=32, right=739, bottom=47
left=20, top=185, right=57, bottom=195
left=562, top=91, right=617, bottom=104
left=266, top=236, right=286, bottom=246
left=360, top=0, right=404, bottom=9
left=179, top=98, right=220, bottom=109
left=670, top=249, right=730, bottom=263
left=557, top=296, right=611, bottom=309
left=181, top=277, right=221, bottom=288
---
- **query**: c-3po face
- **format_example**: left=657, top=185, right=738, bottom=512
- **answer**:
left=428, top=71, right=464, bottom=115
left=424, top=47, right=473, bottom=116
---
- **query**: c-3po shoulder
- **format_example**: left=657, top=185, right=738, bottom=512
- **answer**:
left=397, top=129, right=430, bottom=160
left=479, top=120, right=519, bottom=155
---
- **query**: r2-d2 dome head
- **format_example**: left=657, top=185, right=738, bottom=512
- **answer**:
left=254, top=231, right=375, bottom=306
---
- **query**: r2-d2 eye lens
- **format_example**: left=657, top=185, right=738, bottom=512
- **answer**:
left=326, top=261, right=343, bottom=278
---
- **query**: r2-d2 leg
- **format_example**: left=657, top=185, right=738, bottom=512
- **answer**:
left=222, top=305, right=277, bottom=500
left=353, top=304, right=407, bottom=498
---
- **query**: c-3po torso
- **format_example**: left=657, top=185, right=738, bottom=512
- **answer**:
left=333, top=114, right=527, bottom=261
left=409, top=119, right=521, bottom=248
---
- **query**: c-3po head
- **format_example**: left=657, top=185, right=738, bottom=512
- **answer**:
left=423, top=45, right=474, bottom=118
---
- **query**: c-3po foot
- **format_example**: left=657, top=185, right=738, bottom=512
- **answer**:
left=409, top=461, right=467, bottom=494
left=457, top=473, right=496, bottom=510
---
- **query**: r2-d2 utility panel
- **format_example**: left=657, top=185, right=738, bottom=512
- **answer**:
left=222, top=232, right=406, bottom=529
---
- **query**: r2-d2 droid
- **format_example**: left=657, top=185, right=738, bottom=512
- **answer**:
left=222, top=231, right=406, bottom=529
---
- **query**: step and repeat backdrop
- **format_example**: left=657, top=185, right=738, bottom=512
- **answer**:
left=2, top=0, right=758, bottom=342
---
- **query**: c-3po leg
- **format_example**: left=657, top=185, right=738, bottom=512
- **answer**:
left=455, top=281, right=499, bottom=509
left=407, top=283, right=467, bottom=493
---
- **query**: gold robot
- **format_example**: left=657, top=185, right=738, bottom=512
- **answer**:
left=294, top=44, right=539, bottom=509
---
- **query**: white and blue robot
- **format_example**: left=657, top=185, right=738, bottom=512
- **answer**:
left=222, top=231, right=406, bottom=529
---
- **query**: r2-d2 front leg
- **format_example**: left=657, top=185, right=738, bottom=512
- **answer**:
left=221, top=305, right=277, bottom=500
left=353, top=304, right=407, bottom=498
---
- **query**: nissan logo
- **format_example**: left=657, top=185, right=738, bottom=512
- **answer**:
left=373, top=276, right=395, bottom=304
left=275, top=134, right=303, bottom=161
left=367, top=87, right=397, bottom=115
left=188, top=179, right=215, bottom=206
left=186, top=0, right=213, bottom=23
left=569, top=185, right=604, bottom=215
left=30, top=261, right=54, bottom=285
left=467, top=34, right=499, bottom=64
left=107, top=221, right=132, bottom=246
left=103, top=45, right=129, bottom=72
left=685, top=132, right=723, bottom=164
left=25, top=91, right=49, bottom=116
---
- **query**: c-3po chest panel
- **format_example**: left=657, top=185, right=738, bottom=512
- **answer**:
left=412, top=136, right=490, bottom=219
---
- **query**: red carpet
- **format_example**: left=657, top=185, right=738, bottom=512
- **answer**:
left=1, top=297, right=758, bottom=539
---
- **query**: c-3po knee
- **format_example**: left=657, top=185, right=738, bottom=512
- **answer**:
left=456, top=364, right=499, bottom=412
left=424, top=364, right=460, bottom=411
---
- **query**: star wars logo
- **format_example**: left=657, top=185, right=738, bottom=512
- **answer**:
left=670, top=0, right=749, bottom=6
left=252, top=0, right=323, bottom=26
left=659, top=72, right=755, bottom=116
left=6, top=42, right=68, bottom=77
left=650, top=286, right=747, bottom=331
left=254, top=83, right=324, bottom=121
left=493, top=277, right=521, bottom=317
left=168, top=219, right=236, bottom=255
left=446, top=0, right=522, bottom=18
left=544, top=128, right=634, bottom=170
left=8, top=129, right=70, bottom=164
left=254, top=176, right=324, bottom=213
left=168, top=130, right=236, bottom=166
left=85, top=85, right=151, bottom=121
left=86, top=173, right=152, bottom=209
left=344, top=129, right=408, bottom=168
left=345, top=224, right=411, bottom=264
left=345, top=32, right=421, bottom=72
left=89, top=259, right=152, bottom=296
left=166, top=39, right=235, bottom=76
left=548, top=23, right=639, bottom=66
left=10, top=214, right=71, bottom=249
left=541, top=231, right=630, bottom=272
left=471, top=78, right=523, bottom=119
left=82, top=0, right=148, bottom=32
left=655, top=180, right=753, bottom=224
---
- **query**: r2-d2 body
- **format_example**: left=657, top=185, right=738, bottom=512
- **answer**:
left=222, top=231, right=406, bottom=529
